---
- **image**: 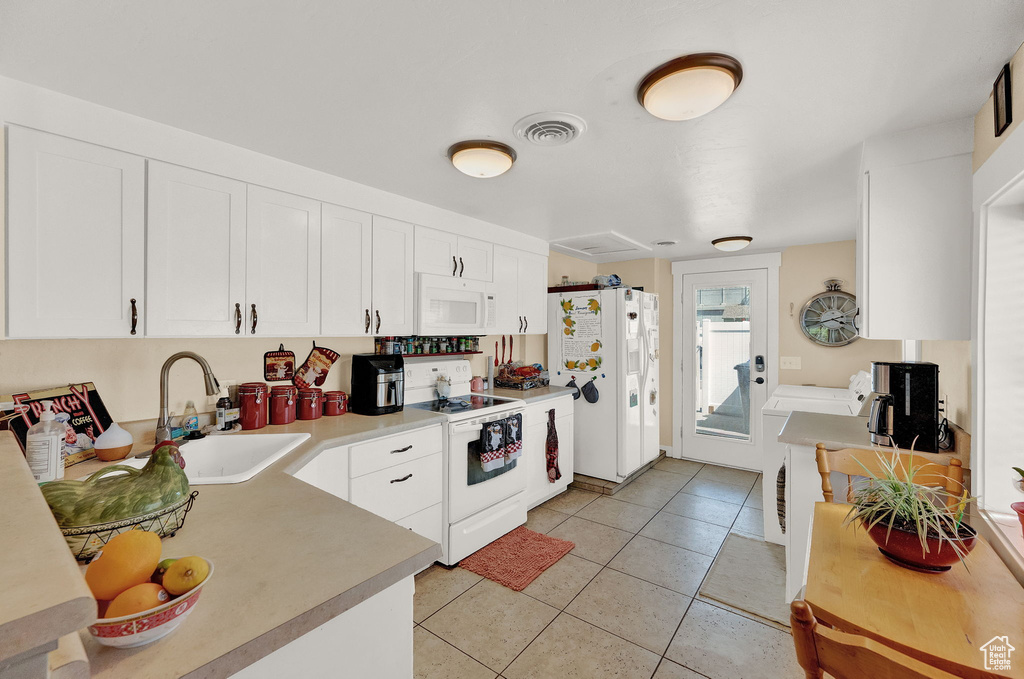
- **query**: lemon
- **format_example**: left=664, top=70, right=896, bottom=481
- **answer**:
left=162, top=556, right=209, bottom=595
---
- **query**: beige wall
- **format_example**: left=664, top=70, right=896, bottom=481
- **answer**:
left=779, top=241, right=901, bottom=387
left=973, top=40, right=1024, bottom=171
left=921, top=340, right=971, bottom=432
left=547, top=250, right=597, bottom=286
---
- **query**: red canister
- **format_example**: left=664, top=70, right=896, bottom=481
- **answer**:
left=323, top=391, right=347, bottom=416
left=238, top=382, right=268, bottom=430
left=297, top=388, right=323, bottom=420
left=270, top=385, right=297, bottom=425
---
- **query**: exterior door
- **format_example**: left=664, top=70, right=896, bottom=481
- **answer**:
left=681, top=269, right=768, bottom=470
left=322, top=203, right=372, bottom=336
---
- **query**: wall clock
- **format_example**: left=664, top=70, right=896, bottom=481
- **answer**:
left=800, top=279, right=860, bottom=347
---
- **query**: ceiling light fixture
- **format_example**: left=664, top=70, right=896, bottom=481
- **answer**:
left=447, top=140, right=517, bottom=178
left=712, top=236, right=753, bottom=252
left=637, top=53, right=743, bottom=121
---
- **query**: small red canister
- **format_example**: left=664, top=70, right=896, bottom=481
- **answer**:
left=238, top=382, right=268, bottom=430
left=270, top=385, right=297, bottom=425
left=297, top=388, right=323, bottom=420
left=323, top=391, right=347, bottom=416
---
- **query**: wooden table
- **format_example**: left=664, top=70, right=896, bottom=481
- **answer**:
left=804, top=502, right=1024, bottom=679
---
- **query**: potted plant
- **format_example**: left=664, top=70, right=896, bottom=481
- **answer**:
left=844, top=451, right=976, bottom=573
left=1011, top=467, right=1024, bottom=539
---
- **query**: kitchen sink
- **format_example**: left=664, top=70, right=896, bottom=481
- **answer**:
left=120, top=432, right=311, bottom=485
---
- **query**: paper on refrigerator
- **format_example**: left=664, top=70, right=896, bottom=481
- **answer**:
left=557, top=295, right=603, bottom=372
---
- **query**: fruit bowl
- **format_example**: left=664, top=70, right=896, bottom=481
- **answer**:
left=88, top=558, right=213, bottom=648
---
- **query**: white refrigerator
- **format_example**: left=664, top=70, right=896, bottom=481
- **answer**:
left=547, top=288, right=660, bottom=482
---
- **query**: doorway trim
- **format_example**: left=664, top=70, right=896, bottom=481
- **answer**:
left=671, top=253, right=781, bottom=462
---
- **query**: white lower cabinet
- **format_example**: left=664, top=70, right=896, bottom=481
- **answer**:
left=523, top=395, right=574, bottom=509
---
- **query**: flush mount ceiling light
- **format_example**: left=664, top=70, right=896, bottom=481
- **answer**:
left=637, top=53, right=743, bottom=121
left=447, top=140, right=517, bottom=178
left=712, top=236, right=753, bottom=252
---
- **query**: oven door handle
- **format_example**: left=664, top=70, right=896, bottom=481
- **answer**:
left=451, top=411, right=524, bottom=434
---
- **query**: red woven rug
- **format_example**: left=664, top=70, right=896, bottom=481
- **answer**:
left=459, top=526, right=575, bottom=591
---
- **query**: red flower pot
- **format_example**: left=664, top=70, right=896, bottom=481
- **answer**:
left=864, top=520, right=976, bottom=573
left=1011, top=502, right=1024, bottom=541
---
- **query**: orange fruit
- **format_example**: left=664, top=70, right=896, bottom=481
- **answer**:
left=85, top=530, right=162, bottom=600
left=105, top=582, right=170, bottom=618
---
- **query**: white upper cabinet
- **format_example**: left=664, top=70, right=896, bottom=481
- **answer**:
left=372, top=216, right=415, bottom=335
left=492, top=246, right=522, bottom=334
left=322, top=203, right=373, bottom=336
left=147, top=162, right=247, bottom=337
left=7, top=127, right=145, bottom=338
left=246, top=186, right=322, bottom=336
left=414, top=226, right=493, bottom=281
left=493, top=246, right=548, bottom=334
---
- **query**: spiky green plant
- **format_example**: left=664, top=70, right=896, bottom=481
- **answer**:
left=842, top=450, right=975, bottom=567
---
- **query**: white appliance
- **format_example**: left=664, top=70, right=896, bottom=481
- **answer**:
left=547, top=288, right=660, bottom=483
left=760, top=370, right=871, bottom=545
left=405, top=359, right=525, bottom=565
left=416, top=273, right=496, bottom=336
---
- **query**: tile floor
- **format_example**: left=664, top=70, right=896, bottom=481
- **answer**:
left=413, top=459, right=803, bottom=679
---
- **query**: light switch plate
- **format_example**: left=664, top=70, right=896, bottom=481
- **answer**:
left=780, top=356, right=802, bottom=370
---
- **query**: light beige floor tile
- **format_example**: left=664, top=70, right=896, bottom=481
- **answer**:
left=421, top=579, right=559, bottom=673
left=611, top=480, right=679, bottom=510
left=639, top=512, right=730, bottom=557
left=526, top=506, right=572, bottom=534
left=745, top=477, right=764, bottom=508
left=654, top=458, right=704, bottom=477
left=575, top=496, right=659, bottom=533
left=633, top=468, right=691, bottom=492
left=547, top=516, right=634, bottom=565
left=566, top=568, right=691, bottom=654
left=608, top=536, right=713, bottom=596
left=663, top=492, right=742, bottom=527
left=666, top=600, right=802, bottom=679
left=414, top=626, right=498, bottom=679
left=414, top=565, right=483, bottom=623
left=681, top=477, right=751, bottom=505
left=541, top=488, right=601, bottom=515
left=653, top=659, right=707, bottom=679
left=694, top=465, right=759, bottom=489
left=522, top=554, right=603, bottom=609
left=734, top=506, right=765, bottom=538
left=504, top=613, right=661, bottom=679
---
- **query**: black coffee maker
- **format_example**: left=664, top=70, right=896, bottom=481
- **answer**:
left=350, top=354, right=404, bottom=416
left=867, top=361, right=940, bottom=452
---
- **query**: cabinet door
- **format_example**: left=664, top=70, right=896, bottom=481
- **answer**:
left=517, top=252, right=549, bottom=334
left=7, top=127, right=145, bottom=338
left=246, top=186, right=322, bottom=336
left=457, top=237, right=493, bottom=282
left=322, top=204, right=372, bottom=336
left=147, top=162, right=246, bottom=337
left=414, top=225, right=458, bottom=277
left=371, top=216, right=415, bottom=335
left=492, top=245, right=522, bottom=334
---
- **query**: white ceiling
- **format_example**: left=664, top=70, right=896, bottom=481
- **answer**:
left=1, top=1, right=1021, bottom=261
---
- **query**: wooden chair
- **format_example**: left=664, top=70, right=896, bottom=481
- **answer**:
left=791, top=600, right=959, bottom=679
left=814, top=443, right=964, bottom=508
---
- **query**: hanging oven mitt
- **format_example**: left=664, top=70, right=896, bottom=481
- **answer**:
left=504, top=413, right=523, bottom=464
left=565, top=378, right=581, bottom=400
left=546, top=409, right=561, bottom=483
left=480, top=418, right=507, bottom=472
left=294, top=342, right=340, bottom=389
left=581, top=379, right=600, bottom=404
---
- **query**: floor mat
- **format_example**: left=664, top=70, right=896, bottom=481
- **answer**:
left=699, top=533, right=789, bottom=626
left=459, top=526, right=575, bottom=591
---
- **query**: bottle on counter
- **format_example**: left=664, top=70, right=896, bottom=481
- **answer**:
left=216, top=393, right=233, bottom=431
left=26, top=400, right=65, bottom=483
left=182, top=400, right=199, bottom=433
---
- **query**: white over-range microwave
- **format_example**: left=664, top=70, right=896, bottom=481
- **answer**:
left=416, top=274, right=497, bottom=336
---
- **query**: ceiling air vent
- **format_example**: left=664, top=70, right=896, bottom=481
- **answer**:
left=513, top=112, right=587, bottom=146
left=550, top=231, right=653, bottom=261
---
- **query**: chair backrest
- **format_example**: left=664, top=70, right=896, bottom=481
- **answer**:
left=790, top=600, right=959, bottom=679
left=814, top=443, right=963, bottom=508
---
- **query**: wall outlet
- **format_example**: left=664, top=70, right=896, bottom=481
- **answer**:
left=780, top=356, right=802, bottom=370
left=941, top=392, right=949, bottom=417
left=207, top=379, right=239, bottom=407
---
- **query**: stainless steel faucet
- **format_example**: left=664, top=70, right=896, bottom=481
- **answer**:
left=152, top=351, right=220, bottom=447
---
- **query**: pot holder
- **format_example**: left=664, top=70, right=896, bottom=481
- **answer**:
left=581, top=379, right=600, bottom=404
left=264, top=344, right=296, bottom=381
left=565, top=378, right=581, bottom=400
left=294, top=342, right=340, bottom=389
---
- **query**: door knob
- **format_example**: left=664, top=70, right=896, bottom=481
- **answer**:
left=752, top=377, right=765, bottom=385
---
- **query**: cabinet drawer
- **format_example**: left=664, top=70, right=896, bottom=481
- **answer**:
left=525, top=395, right=574, bottom=428
left=349, top=426, right=442, bottom=478
left=350, top=453, right=442, bottom=522
left=396, top=503, right=442, bottom=544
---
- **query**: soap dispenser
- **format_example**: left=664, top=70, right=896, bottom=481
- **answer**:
left=26, top=400, right=66, bottom=483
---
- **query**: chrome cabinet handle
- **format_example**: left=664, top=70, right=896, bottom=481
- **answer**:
left=375, top=310, right=381, bottom=334
left=390, top=473, right=413, bottom=484
left=390, top=445, right=413, bottom=454
left=519, top=316, right=523, bottom=333
left=364, top=308, right=371, bottom=334
left=452, top=256, right=458, bottom=276
left=251, top=304, right=258, bottom=334
left=459, top=257, right=464, bottom=277
left=235, top=303, right=242, bottom=335
left=524, top=316, right=528, bottom=332
left=130, top=298, right=138, bottom=335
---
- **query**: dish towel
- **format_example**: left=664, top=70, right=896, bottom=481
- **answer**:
left=546, top=409, right=561, bottom=483
left=480, top=418, right=507, bottom=472
left=504, top=413, right=523, bottom=464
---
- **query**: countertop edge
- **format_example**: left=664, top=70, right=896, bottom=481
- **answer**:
left=486, top=386, right=576, bottom=404
left=0, top=595, right=96, bottom=662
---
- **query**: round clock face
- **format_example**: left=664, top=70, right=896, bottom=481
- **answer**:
left=800, top=291, right=859, bottom=346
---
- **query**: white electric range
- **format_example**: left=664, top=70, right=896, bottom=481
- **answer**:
left=405, top=360, right=526, bottom=565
